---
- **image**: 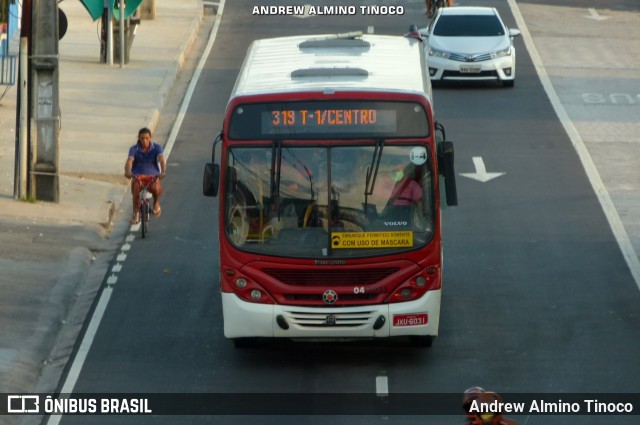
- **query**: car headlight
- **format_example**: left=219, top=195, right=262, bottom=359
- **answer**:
left=428, top=47, right=451, bottom=59
left=491, top=46, right=512, bottom=59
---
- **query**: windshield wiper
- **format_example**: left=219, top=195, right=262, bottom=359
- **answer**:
left=364, top=139, right=384, bottom=218
left=270, top=140, right=283, bottom=218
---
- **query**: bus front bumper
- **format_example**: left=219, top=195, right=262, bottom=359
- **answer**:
left=221, top=290, right=441, bottom=339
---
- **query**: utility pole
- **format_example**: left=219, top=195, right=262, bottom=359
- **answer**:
left=119, top=0, right=124, bottom=68
left=29, top=0, right=60, bottom=201
left=14, top=0, right=30, bottom=199
left=106, top=0, right=113, bottom=65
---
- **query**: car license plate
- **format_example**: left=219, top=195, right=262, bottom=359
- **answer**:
left=459, top=65, right=481, bottom=73
left=393, top=313, right=428, bottom=327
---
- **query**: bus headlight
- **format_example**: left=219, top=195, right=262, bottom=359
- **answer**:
left=415, top=276, right=427, bottom=287
left=250, top=289, right=262, bottom=301
left=236, top=278, right=247, bottom=289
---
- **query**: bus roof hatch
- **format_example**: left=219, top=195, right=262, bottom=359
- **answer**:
left=291, top=68, right=369, bottom=78
left=298, top=31, right=370, bottom=50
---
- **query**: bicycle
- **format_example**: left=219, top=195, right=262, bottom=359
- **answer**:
left=133, top=175, right=158, bottom=238
left=427, top=0, right=448, bottom=20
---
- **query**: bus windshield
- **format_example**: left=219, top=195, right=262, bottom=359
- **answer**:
left=225, top=144, right=435, bottom=258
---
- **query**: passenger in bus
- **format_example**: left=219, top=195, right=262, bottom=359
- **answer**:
left=383, top=163, right=424, bottom=225
left=389, top=163, right=423, bottom=207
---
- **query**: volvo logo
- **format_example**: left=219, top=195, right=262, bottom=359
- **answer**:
left=325, top=315, right=337, bottom=326
left=314, top=259, right=346, bottom=265
left=323, top=289, right=338, bottom=304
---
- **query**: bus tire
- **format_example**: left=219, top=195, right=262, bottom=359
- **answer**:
left=409, top=335, right=433, bottom=348
left=232, top=337, right=258, bottom=349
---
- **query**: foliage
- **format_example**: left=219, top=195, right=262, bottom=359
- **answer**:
left=0, top=0, right=8, bottom=26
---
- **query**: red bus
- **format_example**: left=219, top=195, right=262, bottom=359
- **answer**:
left=203, top=31, right=457, bottom=347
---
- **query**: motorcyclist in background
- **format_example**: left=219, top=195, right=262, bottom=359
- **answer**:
left=463, top=387, right=518, bottom=425
left=426, top=0, right=454, bottom=18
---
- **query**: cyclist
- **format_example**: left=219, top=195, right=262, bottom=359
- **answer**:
left=124, top=127, right=166, bottom=224
left=426, top=0, right=453, bottom=18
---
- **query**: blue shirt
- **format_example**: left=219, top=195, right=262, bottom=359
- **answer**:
left=128, top=142, right=163, bottom=176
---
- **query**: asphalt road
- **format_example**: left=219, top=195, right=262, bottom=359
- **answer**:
left=48, top=1, right=640, bottom=424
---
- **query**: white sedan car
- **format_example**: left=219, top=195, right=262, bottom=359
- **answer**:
left=424, top=7, right=521, bottom=87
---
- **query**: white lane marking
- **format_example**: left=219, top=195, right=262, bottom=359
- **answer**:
left=376, top=375, right=389, bottom=397
left=585, top=8, right=609, bottom=21
left=46, top=287, right=114, bottom=425
left=507, top=0, right=640, bottom=291
left=121, top=243, right=131, bottom=251
left=292, top=5, right=312, bottom=19
left=367, top=26, right=374, bottom=34
left=111, top=263, right=122, bottom=273
left=459, top=156, right=505, bottom=183
left=125, top=234, right=135, bottom=242
left=45, top=2, right=229, bottom=417
left=106, top=274, right=118, bottom=285
left=163, top=0, right=226, bottom=158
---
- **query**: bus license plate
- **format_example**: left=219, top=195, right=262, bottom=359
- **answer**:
left=393, top=313, right=428, bottom=327
left=459, top=65, right=481, bottom=73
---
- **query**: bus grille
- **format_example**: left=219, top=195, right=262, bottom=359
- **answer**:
left=284, top=310, right=376, bottom=327
left=262, top=267, right=400, bottom=286
left=284, top=293, right=377, bottom=302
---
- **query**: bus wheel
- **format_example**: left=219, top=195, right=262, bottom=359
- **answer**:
left=409, top=335, right=433, bottom=348
left=232, top=337, right=258, bottom=349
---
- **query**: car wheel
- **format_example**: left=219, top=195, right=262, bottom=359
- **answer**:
left=502, top=79, right=515, bottom=88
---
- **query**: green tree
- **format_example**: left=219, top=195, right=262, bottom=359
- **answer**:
left=0, top=0, right=8, bottom=26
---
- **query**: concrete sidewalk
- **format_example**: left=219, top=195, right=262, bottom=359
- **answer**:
left=0, top=0, right=206, bottom=413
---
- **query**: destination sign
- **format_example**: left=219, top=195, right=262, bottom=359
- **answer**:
left=263, top=108, right=396, bottom=134
left=228, top=101, right=428, bottom=140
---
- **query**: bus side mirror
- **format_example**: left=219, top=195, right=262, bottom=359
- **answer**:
left=438, top=141, right=458, bottom=206
left=203, top=163, right=220, bottom=197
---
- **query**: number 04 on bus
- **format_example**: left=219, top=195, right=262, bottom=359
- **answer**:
left=203, top=31, right=457, bottom=348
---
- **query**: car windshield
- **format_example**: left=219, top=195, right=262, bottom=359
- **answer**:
left=224, top=145, right=435, bottom=259
left=433, top=14, right=505, bottom=37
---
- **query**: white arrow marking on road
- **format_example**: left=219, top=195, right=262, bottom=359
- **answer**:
left=293, top=5, right=312, bottom=19
left=460, top=157, right=506, bottom=182
left=585, top=8, right=609, bottom=21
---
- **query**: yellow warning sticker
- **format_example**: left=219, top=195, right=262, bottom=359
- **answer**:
left=330, top=231, right=413, bottom=249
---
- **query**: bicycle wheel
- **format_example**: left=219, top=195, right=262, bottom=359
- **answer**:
left=141, top=202, right=149, bottom=238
